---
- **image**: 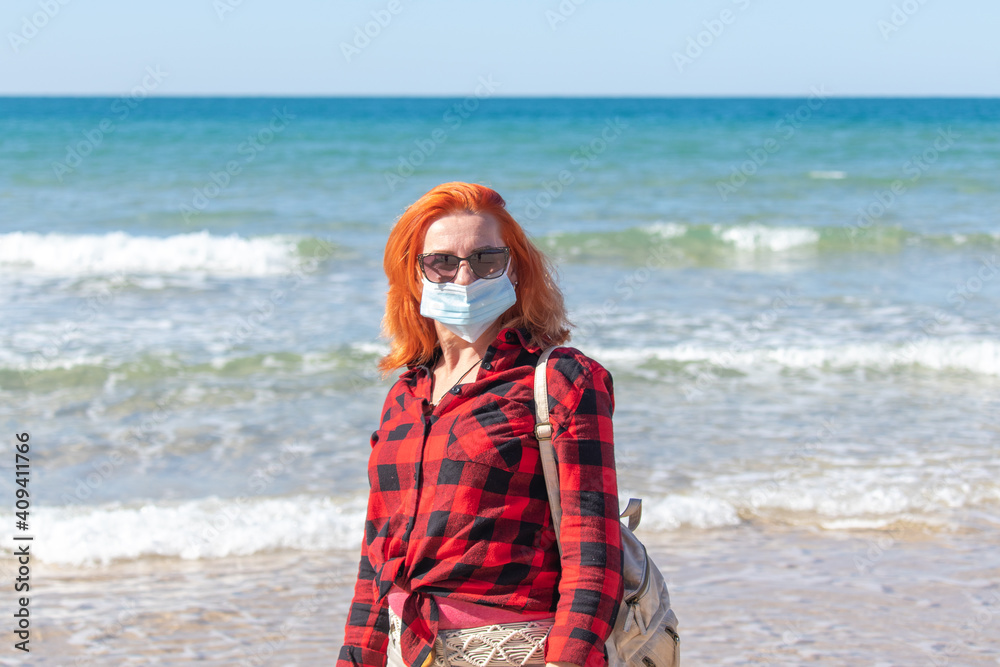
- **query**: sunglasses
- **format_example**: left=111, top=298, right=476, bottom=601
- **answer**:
left=417, top=247, right=510, bottom=284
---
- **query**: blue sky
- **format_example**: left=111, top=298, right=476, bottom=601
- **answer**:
left=3, top=0, right=998, bottom=96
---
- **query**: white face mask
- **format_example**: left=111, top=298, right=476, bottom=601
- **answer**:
left=419, top=270, right=517, bottom=343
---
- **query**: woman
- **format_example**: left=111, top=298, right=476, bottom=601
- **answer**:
left=338, top=182, right=623, bottom=667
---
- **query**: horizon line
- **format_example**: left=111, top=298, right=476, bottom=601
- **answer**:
left=2, top=93, right=999, bottom=100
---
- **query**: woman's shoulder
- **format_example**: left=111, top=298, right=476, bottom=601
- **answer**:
left=542, top=344, right=612, bottom=387
left=537, top=344, right=615, bottom=417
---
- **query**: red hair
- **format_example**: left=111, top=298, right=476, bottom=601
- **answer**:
left=379, top=182, right=571, bottom=373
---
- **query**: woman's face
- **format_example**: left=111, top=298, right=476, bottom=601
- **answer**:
left=420, top=213, right=516, bottom=286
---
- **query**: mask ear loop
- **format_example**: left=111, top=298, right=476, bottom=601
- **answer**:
left=503, top=257, right=515, bottom=286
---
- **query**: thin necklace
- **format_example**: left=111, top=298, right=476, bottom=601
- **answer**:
left=439, top=357, right=482, bottom=398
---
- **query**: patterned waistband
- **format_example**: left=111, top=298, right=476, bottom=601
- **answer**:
left=388, top=608, right=554, bottom=667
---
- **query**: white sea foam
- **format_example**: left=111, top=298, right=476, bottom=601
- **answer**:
left=18, top=495, right=366, bottom=566
left=4, top=337, right=996, bottom=379
left=595, top=338, right=1000, bottom=377
left=808, top=170, right=847, bottom=179
left=644, top=222, right=688, bottom=239
left=642, top=222, right=822, bottom=252
left=631, top=458, right=1000, bottom=533
left=0, top=231, right=302, bottom=276
left=713, top=223, right=821, bottom=252
left=10, top=462, right=998, bottom=567
left=633, top=493, right=742, bottom=531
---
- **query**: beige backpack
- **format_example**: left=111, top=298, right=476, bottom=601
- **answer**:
left=534, top=347, right=680, bottom=667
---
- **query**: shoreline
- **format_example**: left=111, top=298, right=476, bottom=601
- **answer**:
left=21, top=523, right=1000, bottom=665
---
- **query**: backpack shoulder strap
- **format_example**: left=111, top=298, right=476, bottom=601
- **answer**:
left=535, top=347, right=644, bottom=537
left=534, top=346, right=564, bottom=558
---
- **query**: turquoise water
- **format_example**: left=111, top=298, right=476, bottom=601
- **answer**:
left=0, top=97, right=998, bottom=565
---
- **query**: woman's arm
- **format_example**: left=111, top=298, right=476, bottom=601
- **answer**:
left=337, top=531, right=390, bottom=667
left=339, top=410, right=395, bottom=667
left=544, top=351, right=624, bottom=667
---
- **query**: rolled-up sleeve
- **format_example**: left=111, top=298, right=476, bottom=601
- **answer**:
left=338, top=415, right=392, bottom=667
left=544, top=351, right=624, bottom=667
left=337, top=516, right=389, bottom=667
left=338, top=522, right=390, bottom=667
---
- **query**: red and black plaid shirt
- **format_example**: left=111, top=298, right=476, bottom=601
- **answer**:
left=337, top=327, right=623, bottom=667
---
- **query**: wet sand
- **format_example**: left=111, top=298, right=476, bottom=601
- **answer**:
left=20, top=524, right=1000, bottom=665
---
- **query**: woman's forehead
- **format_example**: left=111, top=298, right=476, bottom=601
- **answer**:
left=422, top=213, right=503, bottom=250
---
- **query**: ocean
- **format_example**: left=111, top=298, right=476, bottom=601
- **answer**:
left=1, top=97, right=998, bottom=665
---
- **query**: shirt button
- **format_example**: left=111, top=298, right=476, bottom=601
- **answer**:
left=481, top=362, right=492, bottom=371
left=450, top=386, right=461, bottom=394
